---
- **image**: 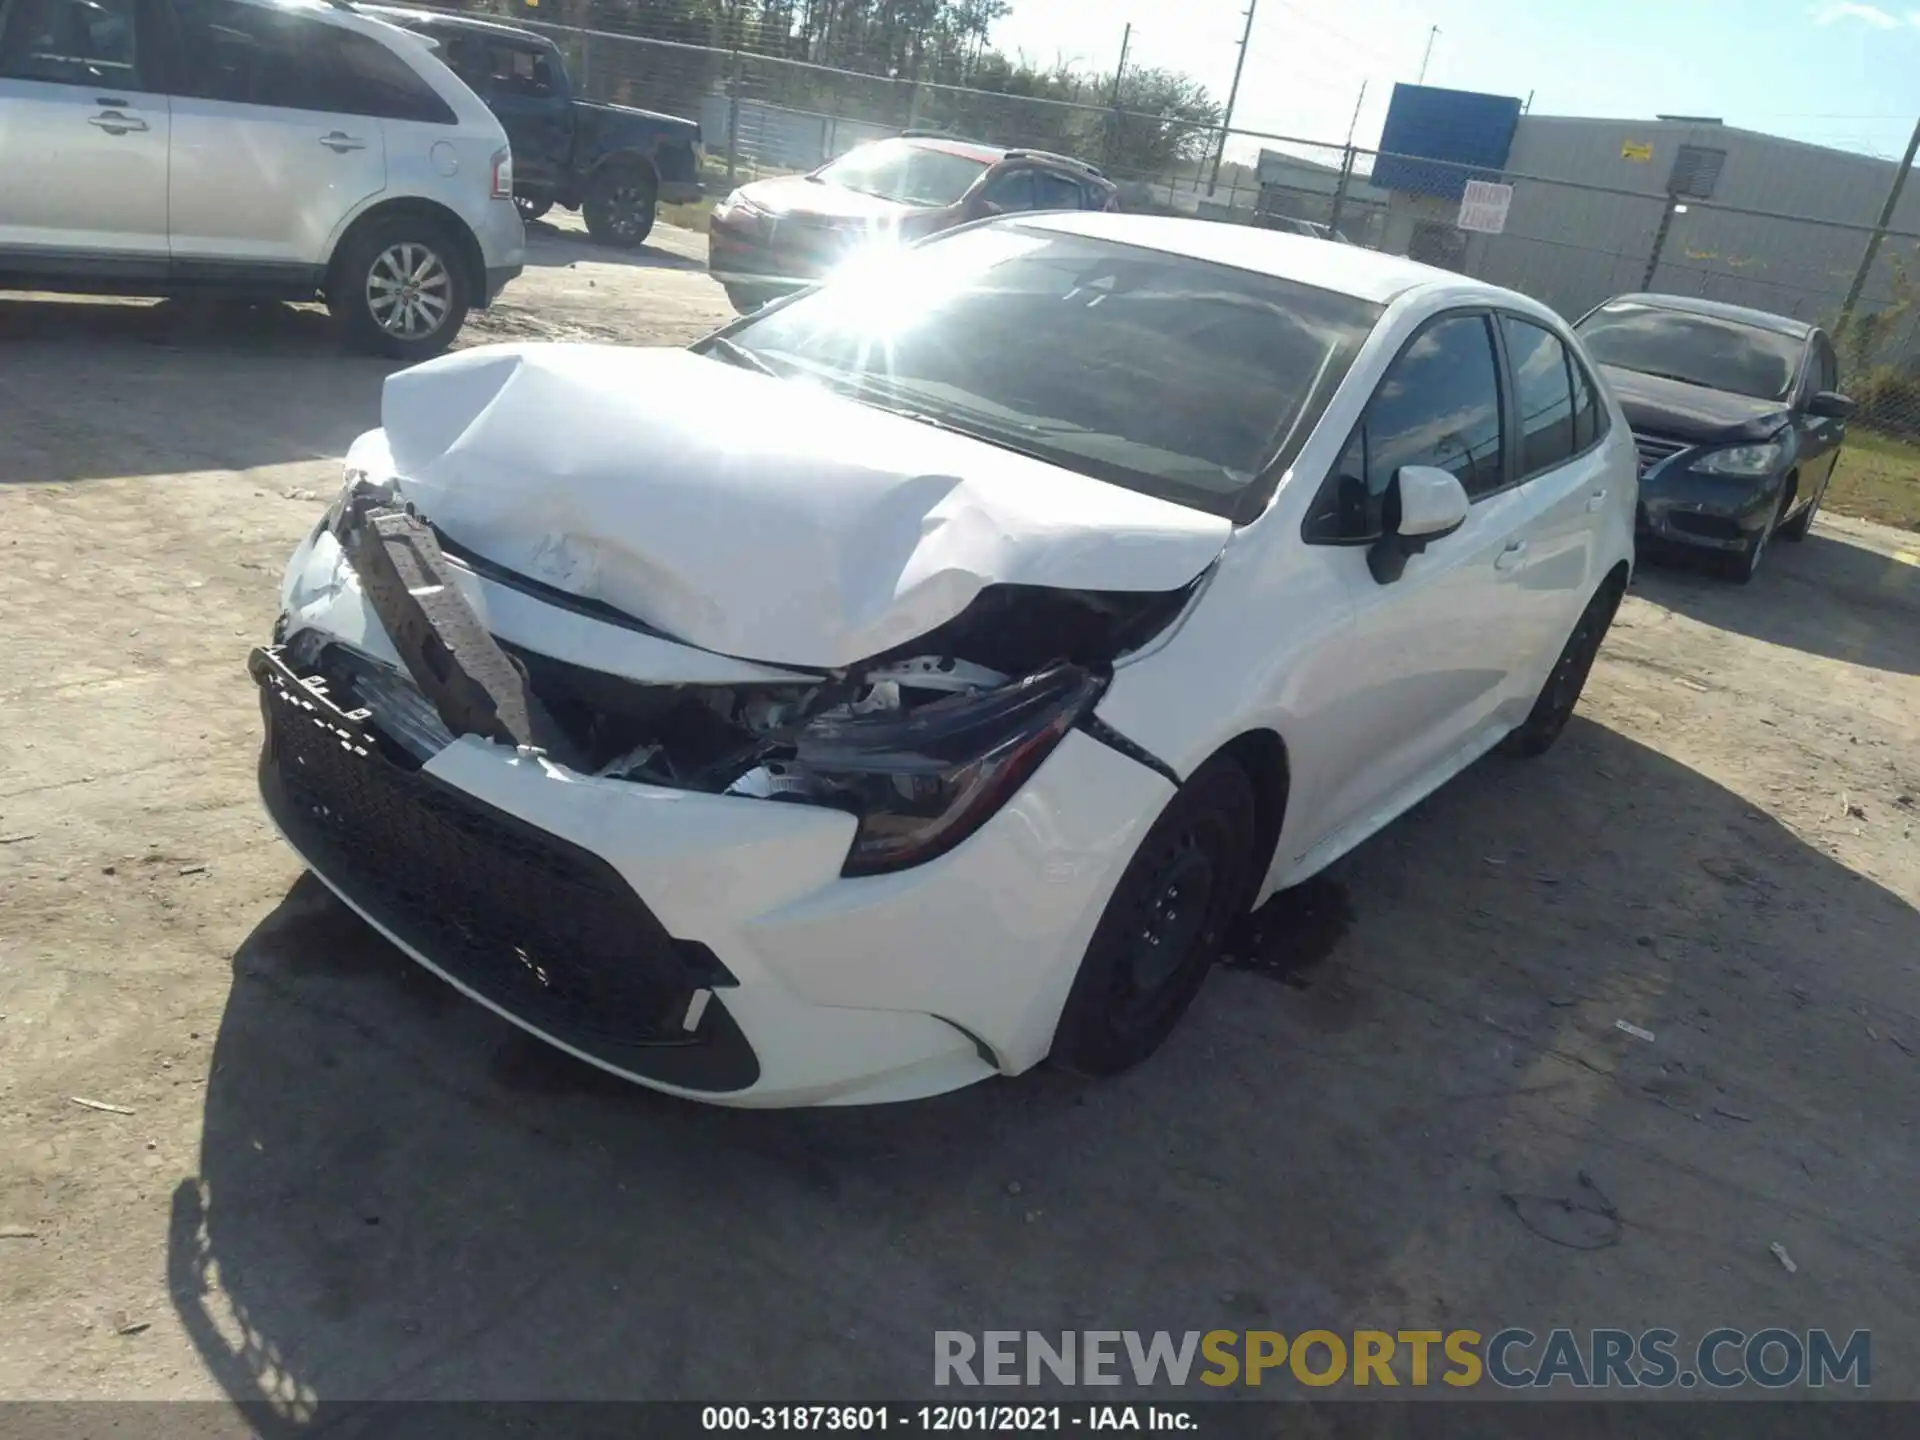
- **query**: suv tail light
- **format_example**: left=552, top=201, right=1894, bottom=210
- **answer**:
left=491, top=147, right=513, bottom=200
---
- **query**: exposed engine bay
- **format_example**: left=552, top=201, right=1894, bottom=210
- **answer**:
left=283, top=485, right=1196, bottom=875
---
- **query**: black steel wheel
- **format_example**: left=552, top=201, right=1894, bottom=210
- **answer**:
left=1499, top=574, right=1625, bottom=759
left=582, top=165, right=657, bottom=249
left=1051, top=756, right=1258, bottom=1077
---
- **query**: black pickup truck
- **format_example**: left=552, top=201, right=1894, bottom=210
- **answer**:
left=366, top=6, right=702, bottom=248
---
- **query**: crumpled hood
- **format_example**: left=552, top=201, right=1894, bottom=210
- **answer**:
left=1599, top=366, right=1791, bottom=445
left=373, top=345, right=1232, bottom=670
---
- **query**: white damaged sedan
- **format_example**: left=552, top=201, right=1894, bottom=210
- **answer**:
left=258, top=212, right=1636, bottom=1107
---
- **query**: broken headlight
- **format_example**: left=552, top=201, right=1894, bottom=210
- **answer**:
left=789, top=664, right=1106, bottom=877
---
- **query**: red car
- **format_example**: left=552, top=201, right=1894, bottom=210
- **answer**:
left=707, top=134, right=1119, bottom=311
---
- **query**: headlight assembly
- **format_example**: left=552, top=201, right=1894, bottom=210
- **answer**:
left=777, top=664, right=1108, bottom=877
left=1692, top=442, right=1785, bottom=477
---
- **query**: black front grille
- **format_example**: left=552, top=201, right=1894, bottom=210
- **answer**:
left=251, top=648, right=758, bottom=1092
left=1632, top=432, right=1691, bottom=475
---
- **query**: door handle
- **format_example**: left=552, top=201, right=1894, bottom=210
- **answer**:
left=319, top=131, right=369, bottom=152
left=88, top=110, right=148, bottom=134
left=1585, top=488, right=1608, bottom=513
left=1494, top=539, right=1528, bottom=571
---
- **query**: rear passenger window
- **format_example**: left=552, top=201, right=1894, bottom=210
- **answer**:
left=1304, top=312, right=1506, bottom=541
left=171, top=0, right=454, bottom=122
left=1500, top=316, right=1576, bottom=480
left=1031, top=171, right=1085, bottom=210
left=0, top=0, right=141, bottom=86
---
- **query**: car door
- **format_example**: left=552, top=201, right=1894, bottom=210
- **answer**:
left=435, top=32, right=560, bottom=194
left=1793, top=330, right=1846, bottom=513
left=1493, top=313, right=1613, bottom=679
left=1296, top=310, right=1535, bottom=843
left=163, top=0, right=387, bottom=277
left=0, top=0, right=169, bottom=273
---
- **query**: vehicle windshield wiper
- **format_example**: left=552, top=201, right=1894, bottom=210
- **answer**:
left=702, top=335, right=778, bottom=377
left=853, top=388, right=1060, bottom=466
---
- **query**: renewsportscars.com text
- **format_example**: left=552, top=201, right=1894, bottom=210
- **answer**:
left=934, top=1328, right=1870, bottom=1390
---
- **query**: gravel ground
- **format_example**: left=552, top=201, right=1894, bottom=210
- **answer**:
left=2, top=221, right=1917, bottom=1414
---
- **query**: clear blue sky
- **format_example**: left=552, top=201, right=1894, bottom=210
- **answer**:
left=994, top=0, right=1920, bottom=163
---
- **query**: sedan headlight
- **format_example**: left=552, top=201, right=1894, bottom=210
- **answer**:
left=784, top=665, right=1108, bottom=876
left=1692, top=442, right=1785, bottom=477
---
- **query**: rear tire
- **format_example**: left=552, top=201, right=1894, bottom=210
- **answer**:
left=1499, top=575, right=1625, bottom=759
left=582, top=164, right=658, bottom=249
left=329, top=215, right=470, bottom=361
left=1051, top=756, right=1258, bottom=1077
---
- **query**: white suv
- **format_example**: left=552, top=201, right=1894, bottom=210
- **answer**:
left=0, top=0, right=523, bottom=358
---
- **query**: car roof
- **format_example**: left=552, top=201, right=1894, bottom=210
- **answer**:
left=356, top=2, right=549, bottom=44
left=1014, top=211, right=1496, bottom=305
left=1598, top=292, right=1815, bottom=340
left=894, top=135, right=1007, bottom=164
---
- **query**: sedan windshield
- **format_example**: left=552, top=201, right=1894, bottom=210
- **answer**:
left=814, top=139, right=992, bottom=208
left=711, top=225, right=1383, bottom=518
left=1575, top=302, right=1803, bottom=401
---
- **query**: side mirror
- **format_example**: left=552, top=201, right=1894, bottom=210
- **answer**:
left=1368, top=465, right=1470, bottom=584
left=1809, top=390, right=1854, bottom=420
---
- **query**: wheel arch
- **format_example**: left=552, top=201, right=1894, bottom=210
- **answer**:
left=1200, top=728, right=1291, bottom=906
left=325, top=197, right=486, bottom=308
left=588, top=148, right=663, bottom=191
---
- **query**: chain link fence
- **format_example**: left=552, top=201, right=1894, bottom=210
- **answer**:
left=471, top=13, right=1920, bottom=460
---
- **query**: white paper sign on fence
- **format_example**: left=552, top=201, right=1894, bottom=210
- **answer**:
left=1456, top=180, right=1513, bottom=234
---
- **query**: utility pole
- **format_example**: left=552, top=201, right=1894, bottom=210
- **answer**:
left=1207, top=0, right=1259, bottom=197
left=1108, top=23, right=1132, bottom=106
left=1417, top=25, right=1438, bottom=84
left=1838, top=113, right=1920, bottom=340
left=1105, top=23, right=1133, bottom=173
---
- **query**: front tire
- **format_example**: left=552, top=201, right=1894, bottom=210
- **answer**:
left=582, top=164, right=658, bottom=249
left=1777, top=478, right=1822, bottom=542
left=1051, top=756, right=1258, bottom=1077
left=1500, top=574, right=1625, bottom=759
left=329, top=217, right=470, bottom=361
left=1719, top=493, right=1787, bottom=583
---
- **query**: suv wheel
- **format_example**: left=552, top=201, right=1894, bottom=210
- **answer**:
left=583, top=164, right=657, bottom=249
left=330, top=217, right=471, bottom=361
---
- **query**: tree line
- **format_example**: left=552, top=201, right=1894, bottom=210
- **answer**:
left=487, top=0, right=1225, bottom=178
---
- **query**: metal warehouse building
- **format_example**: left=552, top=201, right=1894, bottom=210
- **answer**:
left=1366, top=84, right=1920, bottom=352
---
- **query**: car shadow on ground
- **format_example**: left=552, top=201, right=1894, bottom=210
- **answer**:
left=0, top=295, right=344, bottom=354
left=169, top=717, right=1920, bottom=1423
left=0, top=297, right=395, bottom=486
left=522, top=219, right=707, bottom=272
left=1633, top=529, right=1920, bottom=676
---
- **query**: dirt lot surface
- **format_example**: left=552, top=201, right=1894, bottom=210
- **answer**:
left=3, top=219, right=1919, bottom=1415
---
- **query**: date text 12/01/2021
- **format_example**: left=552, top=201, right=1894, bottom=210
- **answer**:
left=701, top=1406, right=1193, bottom=1431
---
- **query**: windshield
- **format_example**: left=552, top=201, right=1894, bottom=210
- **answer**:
left=710, top=226, right=1382, bottom=518
left=1575, top=302, right=1803, bottom=402
left=814, top=139, right=993, bottom=207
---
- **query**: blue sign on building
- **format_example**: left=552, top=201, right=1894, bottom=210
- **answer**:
left=1373, top=84, right=1523, bottom=201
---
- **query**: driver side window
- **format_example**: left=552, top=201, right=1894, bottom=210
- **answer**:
left=1304, top=312, right=1506, bottom=543
left=979, top=168, right=1036, bottom=212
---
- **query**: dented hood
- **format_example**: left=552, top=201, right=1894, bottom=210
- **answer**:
left=373, top=345, right=1232, bottom=670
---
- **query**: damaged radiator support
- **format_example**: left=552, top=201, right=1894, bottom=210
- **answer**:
left=337, top=494, right=587, bottom=772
